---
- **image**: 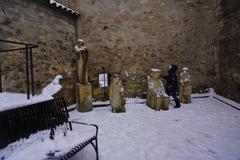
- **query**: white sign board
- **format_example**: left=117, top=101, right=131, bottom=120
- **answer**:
left=99, top=73, right=108, bottom=88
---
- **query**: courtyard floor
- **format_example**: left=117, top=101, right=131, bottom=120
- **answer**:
left=69, top=96, right=240, bottom=160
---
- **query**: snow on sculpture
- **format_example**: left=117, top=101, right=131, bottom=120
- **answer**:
left=42, top=75, right=63, bottom=96
left=148, top=76, right=167, bottom=98
left=146, top=68, right=169, bottom=110
left=180, top=67, right=192, bottom=103
left=109, top=74, right=126, bottom=113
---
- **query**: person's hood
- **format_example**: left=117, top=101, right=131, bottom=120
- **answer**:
left=168, top=64, right=178, bottom=73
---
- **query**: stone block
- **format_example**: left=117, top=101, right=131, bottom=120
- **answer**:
left=76, top=83, right=93, bottom=112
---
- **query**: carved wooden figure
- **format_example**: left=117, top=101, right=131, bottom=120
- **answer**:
left=75, top=39, right=92, bottom=112
left=147, top=69, right=169, bottom=111
left=109, top=74, right=126, bottom=113
left=75, top=39, right=88, bottom=84
left=180, top=67, right=192, bottom=103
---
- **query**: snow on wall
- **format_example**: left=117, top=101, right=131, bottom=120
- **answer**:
left=49, top=0, right=80, bottom=16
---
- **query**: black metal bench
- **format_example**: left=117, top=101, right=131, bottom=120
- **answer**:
left=0, top=97, right=99, bottom=160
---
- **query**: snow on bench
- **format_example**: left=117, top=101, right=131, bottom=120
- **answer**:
left=0, top=97, right=99, bottom=160
left=0, top=75, right=63, bottom=112
left=0, top=124, right=96, bottom=160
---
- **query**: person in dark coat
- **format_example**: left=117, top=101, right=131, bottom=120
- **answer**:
left=162, top=64, right=181, bottom=108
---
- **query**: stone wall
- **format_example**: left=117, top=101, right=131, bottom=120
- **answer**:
left=76, top=0, right=220, bottom=100
left=1, top=0, right=239, bottom=103
left=0, top=0, right=78, bottom=104
left=216, top=0, right=240, bottom=102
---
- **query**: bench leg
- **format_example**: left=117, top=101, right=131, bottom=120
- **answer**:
left=96, top=137, right=99, bottom=160
left=90, top=138, right=99, bottom=160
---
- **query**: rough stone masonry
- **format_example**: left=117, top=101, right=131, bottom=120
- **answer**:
left=0, top=0, right=77, bottom=104
left=0, top=0, right=239, bottom=104
left=76, top=0, right=220, bottom=99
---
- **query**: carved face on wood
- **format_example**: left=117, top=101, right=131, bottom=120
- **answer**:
left=75, top=39, right=85, bottom=52
left=182, top=67, right=189, bottom=73
left=150, top=72, right=160, bottom=80
left=111, top=74, right=121, bottom=85
left=75, top=38, right=88, bottom=84
left=180, top=67, right=191, bottom=84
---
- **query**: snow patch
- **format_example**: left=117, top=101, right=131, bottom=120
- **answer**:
left=77, top=39, right=84, bottom=42
left=0, top=75, right=63, bottom=112
left=192, top=88, right=240, bottom=110
left=125, top=70, right=129, bottom=77
left=42, top=75, right=63, bottom=96
left=0, top=93, right=53, bottom=112
left=1, top=95, right=240, bottom=160
left=75, top=45, right=87, bottom=52
left=93, top=100, right=110, bottom=105
left=0, top=124, right=96, bottom=160
left=68, top=96, right=240, bottom=160
left=126, top=97, right=146, bottom=104
left=150, top=68, right=161, bottom=72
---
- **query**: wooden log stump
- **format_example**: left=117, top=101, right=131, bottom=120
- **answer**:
left=180, top=85, right=192, bottom=104
left=155, top=97, right=162, bottom=111
left=146, top=89, right=156, bottom=110
left=147, top=90, right=169, bottom=111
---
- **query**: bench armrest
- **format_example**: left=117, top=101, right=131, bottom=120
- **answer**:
left=68, top=121, right=99, bottom=136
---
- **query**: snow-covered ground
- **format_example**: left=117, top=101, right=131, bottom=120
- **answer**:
left=1, top=90, right=240, bottom=160
left=69, top=97, right=240, bottom=160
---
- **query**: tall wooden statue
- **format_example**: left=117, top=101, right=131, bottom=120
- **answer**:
left=75, top=39, right=92, bottom=112
left=75, top=39, right=88, bottom=84
left=109, top=74, right=126, bottom=113
left=180, top=67, right=192, bottom=103
left=146, top=69, right=169, bottom=111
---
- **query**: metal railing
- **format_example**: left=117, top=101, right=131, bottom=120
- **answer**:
left=0, top=39, right=38, bottom=99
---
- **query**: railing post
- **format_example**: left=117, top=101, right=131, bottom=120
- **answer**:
left=29, top=48, right=35, bottom=96
left=0, top=61, right=2, bottom=93
left=0, top=40, right=38, bottom=99
left=25, top=45, right=30, bottom=99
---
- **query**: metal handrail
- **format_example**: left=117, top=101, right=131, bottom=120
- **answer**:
left=0, top=39, right=38, bottom=99
left=0, top=39, right=38, bottom=48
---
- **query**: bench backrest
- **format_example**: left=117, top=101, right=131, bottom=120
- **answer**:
left=0, top=97, right=70, bottom=149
